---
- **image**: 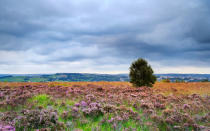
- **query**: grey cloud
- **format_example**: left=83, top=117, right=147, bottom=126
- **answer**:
left=0, top=0, right=210, bottom=73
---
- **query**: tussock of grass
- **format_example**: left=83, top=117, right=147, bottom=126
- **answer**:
left=28, top=94, right=53, bottom=108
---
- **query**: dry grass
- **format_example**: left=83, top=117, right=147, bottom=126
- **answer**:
left=1, top=81, right=210, bottom=96
left=153, top=82, right=210, bottom=96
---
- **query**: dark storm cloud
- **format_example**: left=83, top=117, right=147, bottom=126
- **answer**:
left=0, top=0, right=210, bottom=73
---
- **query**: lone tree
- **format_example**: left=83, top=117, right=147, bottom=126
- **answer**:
left=129, top=58, right=156, bottom=87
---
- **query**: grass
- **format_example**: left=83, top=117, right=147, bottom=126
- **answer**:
left=28, top=94, right=53, bottom=108
left=28, top=94, right=76, bottom=113
left=0, top=105, right=23, bottom=112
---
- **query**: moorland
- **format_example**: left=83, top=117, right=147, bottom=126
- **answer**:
left=0, top=82, right=209, bottom=131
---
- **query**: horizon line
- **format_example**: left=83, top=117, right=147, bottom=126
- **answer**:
left=1, top=73, right=210, bottom=75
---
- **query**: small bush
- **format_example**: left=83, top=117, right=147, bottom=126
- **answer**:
left=129, top=58, right=156, bottom=87
left=161, top=79, right=170, bottom=83
left=201, top=79, right=209, bottom=82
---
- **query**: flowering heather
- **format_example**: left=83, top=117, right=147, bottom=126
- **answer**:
left=0, top=82, right=209, bottom=130
left=0, top=124, right=15, bottom=131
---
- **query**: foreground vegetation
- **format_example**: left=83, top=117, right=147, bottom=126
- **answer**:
left=0, top=82, right=209, bottom=131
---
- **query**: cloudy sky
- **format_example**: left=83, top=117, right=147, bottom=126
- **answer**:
left=0, top=0, right=210, bottom=74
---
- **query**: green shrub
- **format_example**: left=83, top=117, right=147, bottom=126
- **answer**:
left=161, top=78, right=170, bottom=83
left=201, top=79, right=209, bottom=82
left=175, top=79, right=184, bottom=83
left=129, top=58, right=156, bottom=87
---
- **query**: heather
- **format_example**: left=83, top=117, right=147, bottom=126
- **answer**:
left=0, top=82, right=209, bottom=131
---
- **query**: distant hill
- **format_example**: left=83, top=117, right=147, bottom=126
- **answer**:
left=156, top=74, right=210, bottom=82
left=0, top=74, right=12, bottom=77
left=0, top=73, right=209, bottom=82
left=0, top=73, right=129, bottom=82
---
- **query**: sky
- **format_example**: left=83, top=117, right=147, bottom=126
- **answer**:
left=0, top=0, right=210, bottom=74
